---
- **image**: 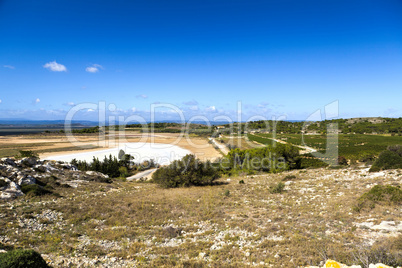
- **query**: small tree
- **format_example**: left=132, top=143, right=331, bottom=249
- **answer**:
left=18, top=150, right=39, bottom=159
left=152, top=154, right=220, bottom=188
left=119, top=166, right=128, bottom=178
left=118, top=149, right=125, bottom=160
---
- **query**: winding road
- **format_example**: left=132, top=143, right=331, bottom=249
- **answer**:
left=126, top=168, right=158, bottom=181
left=208, top=138, right=229, bottom=155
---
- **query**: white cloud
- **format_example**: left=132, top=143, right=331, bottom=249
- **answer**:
left=0, top=99, right=2, bottom=104
left=131, top=107, right=137, bottom=112
left=86, top=67, right=98, bottom=73
left=35, top=98, right=40, bottom=103
left=43, top=61, right=67, bottom=72
left=87, top=109, right=95, bottom=112
left=189, top=105, right=199, bottom=111
left=205, top=106, right=216, bottom=112
left=3, top=65, right=15, bottom=69
left=86, top=64, right=103, bottom=73
left=136, top=94, right=148, bottom=99
left=67, top=102, right=75, bottom=106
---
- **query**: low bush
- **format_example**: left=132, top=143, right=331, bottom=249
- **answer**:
left=369, top=146, right=402, bottom=172
left=0, top=249, right=49, bottom=268
left=269, top=182, right=285, bottom=194
left=20, top=185, right=52, bottom=196
left=354, top=184, right=402, bottom=211
left=152, top=154, right=220, bottom=188
left=18, top=150, right=39, bottom=159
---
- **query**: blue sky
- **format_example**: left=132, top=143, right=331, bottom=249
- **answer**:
left=1, top=0, right=402, bottom=121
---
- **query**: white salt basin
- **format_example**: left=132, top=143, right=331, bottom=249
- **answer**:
left=44, top=142, right=191, bottom=165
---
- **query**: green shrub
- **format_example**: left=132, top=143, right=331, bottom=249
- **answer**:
left=71, top=154, right=134, bottom=178
left=20, top=185, right=52, bottom=196
left=18, top=150, right=39, bottom=159
left=0, top=249, right=49, bottom=268
left=269, top=182, right=285, bottom=194
left=239, top=180, right=245, bottom=184
left=119, top=166, right=128, bottom=178
left=354, top=184, right=402, bottom=211
left=152, top=154, right=220, bottom=188
left=369, top=149, right=402, bottom=172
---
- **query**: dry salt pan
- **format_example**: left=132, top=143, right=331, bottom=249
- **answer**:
left=44, top=142, right=191, bottom=165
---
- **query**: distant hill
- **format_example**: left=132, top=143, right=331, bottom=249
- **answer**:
left=0, top=119, right=98, bottom=127
left=346, top=117, right=386, bottom=124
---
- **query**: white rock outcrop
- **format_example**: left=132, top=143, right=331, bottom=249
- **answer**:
left=0, top=177, right=24, bottom=199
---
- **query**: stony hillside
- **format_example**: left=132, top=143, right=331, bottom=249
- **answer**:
left=0, top=160, right=401, bottom=267
left=0, top=157, right=111, bottom=200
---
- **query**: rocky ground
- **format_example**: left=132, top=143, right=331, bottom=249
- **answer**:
left=0, top=160, right=401, bottom=267
left=0, top=157, right=110, bottom=200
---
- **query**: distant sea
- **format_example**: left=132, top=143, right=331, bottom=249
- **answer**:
left=0, top=119, right=306, bottom=127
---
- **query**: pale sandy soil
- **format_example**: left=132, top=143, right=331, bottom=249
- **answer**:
left=0, top=132, right=221, bottom=162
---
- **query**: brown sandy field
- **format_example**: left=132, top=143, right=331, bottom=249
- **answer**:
left=0, top=131, right=222, bottom=161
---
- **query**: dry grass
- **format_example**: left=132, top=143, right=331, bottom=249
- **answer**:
left=0, top=167, right=401, bottom=267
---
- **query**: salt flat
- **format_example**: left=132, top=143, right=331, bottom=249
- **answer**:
left=44, top=142, right=191, bottom=165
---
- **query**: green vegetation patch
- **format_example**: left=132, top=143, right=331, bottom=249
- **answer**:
left=0, top=249, right=50, bottom=268
left=355, top=184, right=402, bottom=211
left=18, top=150, right=39, bottom=158
left=71, top=154, right=133, bottom=179
left=223, top=143, right=300, bottom=173
left=152, top=154, right=220, bottom=188
left=369, top=145, right=402, bottom=172
left=20, top=184, right=52, bottom=197
left=72, top=126, right=100, bottom=134
left=247, top=134, right=277, bottom=146
left=258, top=133, right=402, bottom=162
left=269, top=182, right=285, bottom=194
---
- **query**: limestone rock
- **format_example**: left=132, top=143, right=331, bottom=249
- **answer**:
left=0, top=177, right=24, bottom=199
left=18, top=175, right=36, bottom=186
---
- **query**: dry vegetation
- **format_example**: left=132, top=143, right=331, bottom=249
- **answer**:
left=1, top=166, right=401, bottom=267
